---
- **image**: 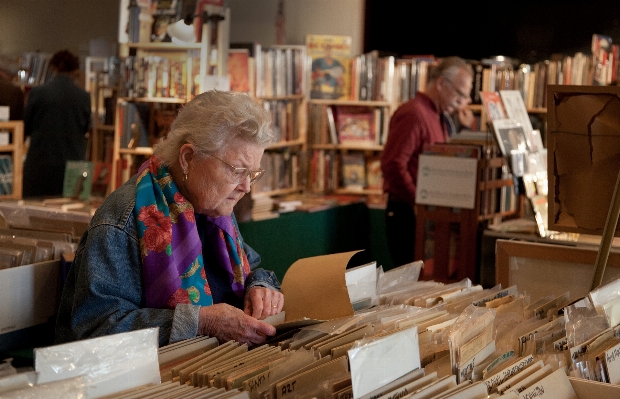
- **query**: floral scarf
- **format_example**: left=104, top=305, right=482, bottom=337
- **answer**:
left=134, top=156, right=251, bottom=309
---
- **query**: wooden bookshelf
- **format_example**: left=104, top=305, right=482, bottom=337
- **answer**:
left=306, top=99, right=393, bottom=196
left=247, top=44, right=309, bottom=201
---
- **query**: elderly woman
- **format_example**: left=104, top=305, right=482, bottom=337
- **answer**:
left=55, top=90, right=283, bottom=347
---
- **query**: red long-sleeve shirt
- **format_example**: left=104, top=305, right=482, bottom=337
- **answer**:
left=381, top=92, right=448, bottom=205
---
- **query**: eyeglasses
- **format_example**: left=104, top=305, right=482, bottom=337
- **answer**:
left=208, top=154, right=265, bottom=186
left=444, top=79, right=471, bottom=102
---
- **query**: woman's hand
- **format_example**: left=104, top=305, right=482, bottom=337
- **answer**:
left=244, top=286, right=284, bottom=320
left=198, top=303, right=276, bottom=346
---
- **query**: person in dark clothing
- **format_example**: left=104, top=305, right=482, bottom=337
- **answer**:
left=22, top=49, right=91, bottom=198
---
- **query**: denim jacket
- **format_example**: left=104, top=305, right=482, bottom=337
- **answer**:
left=55, top=175, right=281, bottom=347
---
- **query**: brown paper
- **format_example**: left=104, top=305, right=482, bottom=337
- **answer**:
left=281, top=251, right=360, bottom=322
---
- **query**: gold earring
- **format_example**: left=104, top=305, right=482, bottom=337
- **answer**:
left=183, top=170, right=188, bottom=182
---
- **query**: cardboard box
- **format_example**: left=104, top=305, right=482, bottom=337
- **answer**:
left=547, top=85, right=620, bottom=236
left=0, top=260, right=60, bottom=336
left=495, top=239, right=620, bottom=303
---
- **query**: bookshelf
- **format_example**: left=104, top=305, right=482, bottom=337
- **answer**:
left=307, top=99, right=393, bottom=196
left=88, top=71, right=118, bottom=164
left=109, top=40, right=209, bottom=193
left=250, top=44, right=308, bottom=198
left=0, top=121, right=24, bottom=199
left=109, top=2, right=233, bottom=193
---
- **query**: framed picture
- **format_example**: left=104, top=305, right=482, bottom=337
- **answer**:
left=491, top=119, right=530, bottom=157
left=495, top=239, right=620, bottom=304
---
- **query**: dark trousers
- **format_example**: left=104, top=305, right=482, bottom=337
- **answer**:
left=385, top=197, right=416, bottom=268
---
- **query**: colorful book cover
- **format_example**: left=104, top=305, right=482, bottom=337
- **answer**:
left=306, top=34, right=352, bottom=100
left=335, top=106, right=376, bottom=145
left=228, top=49, right=251, bottom=93
left=150, top=0, right=180, bottom=43
left=480, top=91, right=507, bottom=122
left=341, top=153, right=365, bottom=190
left=365, top=156, right=383, bottom=190
left=63, top=161, right=94, bottom=201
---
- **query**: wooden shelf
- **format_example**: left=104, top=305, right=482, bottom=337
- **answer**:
left=119, top=147, right=154, bottom=156
left=94, top=125, right=115, bottom=132
left=308, top=99, right=392, bottom=107
left=257, top=94, right=306, bottom=101
left=118, top=97, right=188, bottom=104
left=312, top=143, right=383, bottom=151
left=254, top=187, right=302, bottom=197
left=124, top=42, right=202, bottom=50
left=307, top=100, right=391, bottom=195
left=267, top=139, right=305, bottom=150
left=0, top=121, right=24, bottom=199
left=334, top=188, right=382, bottom=196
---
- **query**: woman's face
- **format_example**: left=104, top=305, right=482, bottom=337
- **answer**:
left=182, top=139, right=264, bottom=218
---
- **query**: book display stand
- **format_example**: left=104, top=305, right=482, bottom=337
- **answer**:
left=415, top=154, right=519, bottom=283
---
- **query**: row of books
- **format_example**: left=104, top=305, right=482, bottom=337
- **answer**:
left=369, top=49, right=617, bottom=110
left=262, top=99, right=301, bottom=143
left=16, top=52, right=53, bottom=86
left=119, top=52, right=201, bottom=99
left=307, top=103, right=388, bottom=147
left=306, top=34, right=619, bottom=109
left=117, top=101, right=150, bottom=149
left=252, top=150, right=300, bottom=195
left=229, top=44, right=308, bottom=99
left=308, top=150, right=382, bottom=193
left=474, top=52, right=613, bottom=111
left=254, top=45, right=307, bottom=98
left=0, top=155, right=13, bottom=196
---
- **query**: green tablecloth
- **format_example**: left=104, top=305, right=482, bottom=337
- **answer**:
left=238, top=202, right=394, bottom=282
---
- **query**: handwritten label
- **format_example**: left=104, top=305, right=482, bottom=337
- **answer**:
left=459, top=356, right=476, bottom=383
left=605, top=341, right=620, bottom=384
left=485, top=350, right=515, bottom=376
left=483, top=355, right=534, bottom=393
left=337, top=388, right=353, bottom=399
left=386, top=388, right=408, bottom=399
left=513, top=368, right=574, bottom=399
left=521, top=386, right=544, bottom=398
left=246, top=373, right=267, bottom=392
left=281, top=380, right=297, bottom=396
left=460, top=325, right=493, bottom=365
left=472, top=286, right=518, bottom=307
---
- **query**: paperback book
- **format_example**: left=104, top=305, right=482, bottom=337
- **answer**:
left=335, top=106, right=376, bottom=146
left=341, top=153, right=366, bottom=190
left=306, top=34, right=352, bottom=100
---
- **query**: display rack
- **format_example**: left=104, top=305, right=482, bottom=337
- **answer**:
left=415, top=154, right=519, bottom=283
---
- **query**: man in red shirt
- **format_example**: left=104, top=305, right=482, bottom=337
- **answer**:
left=381, top=56, right=474, bottom=269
